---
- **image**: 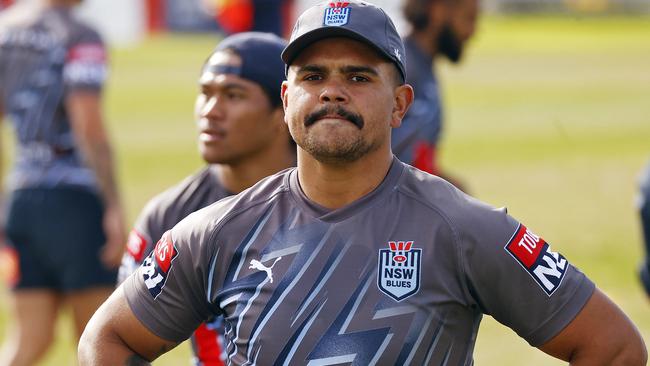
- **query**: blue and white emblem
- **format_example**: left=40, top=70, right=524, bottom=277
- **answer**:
left=323, top=2, right=351, bottom=27
left=378, top=241, right=421, bottom=301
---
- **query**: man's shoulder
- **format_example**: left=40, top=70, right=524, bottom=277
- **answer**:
left=174, top=167, right=294, bottom=235
left=140, top=166, right=226, bottom=217
left=397, top=164, right=506, bottom=227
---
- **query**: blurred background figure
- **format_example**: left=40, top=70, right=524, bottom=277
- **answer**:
left=0, top=0, right=126, bottom=364
left=394, top=0, right=478, bottom=190
left=0, top=0, right=12, bottom=11
left=207, top=0, right=295, bottom=37
left=117, top=32, right=295, bottom=366
left=638, top=161, right=650, bottom=298
left=148, top=0, right=296, bottom=37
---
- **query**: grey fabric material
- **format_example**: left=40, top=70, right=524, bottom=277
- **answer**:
left=0, top=6, right=107, bottom=191
left=118, top=166, right=231, bottom=284
left=125, top=159, right=594, bottom=364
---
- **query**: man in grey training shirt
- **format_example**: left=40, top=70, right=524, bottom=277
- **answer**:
left=0, top=0, right=126, bottom=364
left=79, top=1, right=647, bottom=365
left=116, top=32, right=295, bottom=366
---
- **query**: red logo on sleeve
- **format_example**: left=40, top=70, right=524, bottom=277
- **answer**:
left=505, top=224, right=545, bottom=268
left=67, top=43, right=106, bottom=63
left=154, top=232, right=177, bottom=273
left=126, top=229, right=148, bottom=262
left=505, top=224, right=569, bottom=296
left=142, top=231, right=179, bottom=299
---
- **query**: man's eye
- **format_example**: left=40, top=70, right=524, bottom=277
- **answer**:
left=350, top=75, right=369, bottom=82
left=304, top=74, right=323, bottom=81
left=226, top=92, right=244, bottom=100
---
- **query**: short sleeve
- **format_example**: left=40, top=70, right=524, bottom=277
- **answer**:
left=123, top=211, right=217, bottom=342
left=117, top=193, right=172, bottom=285
left=458, top=207, right=595, bottom=346
left=63, top=29, right=107, bottom=91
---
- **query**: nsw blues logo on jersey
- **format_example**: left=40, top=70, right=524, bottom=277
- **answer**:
left=141, top=231, right=178, bottom=299
left=323, top=2, right=350, bottom=26
left=505, top=224, right=568, bottom=296
left=377, top=241, right=421, bottom=301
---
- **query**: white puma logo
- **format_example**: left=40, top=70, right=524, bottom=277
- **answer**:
left=249, top=257, right=282, bottom=283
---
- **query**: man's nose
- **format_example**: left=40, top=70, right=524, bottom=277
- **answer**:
left=319, top=81, right=349, bottom=104
left=201, top=95, right=224, bottom=119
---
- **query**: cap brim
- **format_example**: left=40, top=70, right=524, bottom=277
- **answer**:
left=281, top=27, right=393, bottom=67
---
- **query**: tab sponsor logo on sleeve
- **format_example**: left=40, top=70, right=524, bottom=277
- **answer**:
left=64, top=43, right=107, bottom=85
left=141, top=231, right=178, bottom=299
left=377, top=241, right=421, bottom=301
left=505, top=224, right=568, bottom=296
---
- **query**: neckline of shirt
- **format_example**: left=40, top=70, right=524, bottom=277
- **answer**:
left=287, top=157, right=405, bottom=223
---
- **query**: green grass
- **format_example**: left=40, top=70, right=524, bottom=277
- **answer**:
left=1, top=15, right=650, bottom=365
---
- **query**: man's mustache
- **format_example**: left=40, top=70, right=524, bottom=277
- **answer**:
left=304, top=106, right=364, bottom=129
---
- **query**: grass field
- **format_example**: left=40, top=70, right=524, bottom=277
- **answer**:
left=1, top=14, right=649, bottom=365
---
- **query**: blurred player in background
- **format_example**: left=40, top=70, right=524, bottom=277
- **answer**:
left=79, top=2, right=646, bottom=365
left=0, top=0, right=126, bottom=364
left=637, top=161, right=650, bottom=297
left=208, top=0, right=295, bottom=37
left=394, top=0, right=478, bottom=190
left=117, top=32, right=294, bottom=366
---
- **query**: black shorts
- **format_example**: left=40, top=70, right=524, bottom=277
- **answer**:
left=5, top=187, right=117, bottom=291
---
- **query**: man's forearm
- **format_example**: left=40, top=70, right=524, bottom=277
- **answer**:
left=78, top=331, right=150, bottom=366
left=83, top=139, right=120, bottom=206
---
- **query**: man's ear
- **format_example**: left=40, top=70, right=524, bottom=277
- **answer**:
left=281, top=81, right=289, bottom=123
left=391, top=84, right=414, bottom=128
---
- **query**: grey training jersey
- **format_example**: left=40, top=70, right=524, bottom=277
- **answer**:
left=118, top=166, right=231, bottom=284
left=0, top=5, right=107, bottom=191
left=125, top=159, right=594, bottom=365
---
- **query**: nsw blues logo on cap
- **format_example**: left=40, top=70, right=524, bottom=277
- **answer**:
left=323, top=2, right=351, bottom=26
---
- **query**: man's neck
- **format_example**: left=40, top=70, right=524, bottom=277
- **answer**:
left=216, top=145, right=295, bottom=194
left=296, top=148, right=393, bottom=210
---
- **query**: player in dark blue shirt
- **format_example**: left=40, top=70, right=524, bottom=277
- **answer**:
left=393, top=0, right=478, bottom=190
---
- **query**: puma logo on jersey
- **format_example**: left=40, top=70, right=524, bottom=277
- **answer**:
left=249, top=257, right=282, bottom=283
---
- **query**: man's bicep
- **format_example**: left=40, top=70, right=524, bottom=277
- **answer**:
left=112, top=286, right=180, bottom=360
left=538, top=288, right=646, bottom=364
left=80, top=286, right=180, bottom=365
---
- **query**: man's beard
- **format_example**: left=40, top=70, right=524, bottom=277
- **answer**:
left=438, top=23, right=463, bottom=63
left=296, top=106, right=378, bottom=164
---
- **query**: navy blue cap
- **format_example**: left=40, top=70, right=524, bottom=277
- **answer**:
left=204, top=32, right=287, bottom=106
left=282, top=1, right=406, bottom=82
